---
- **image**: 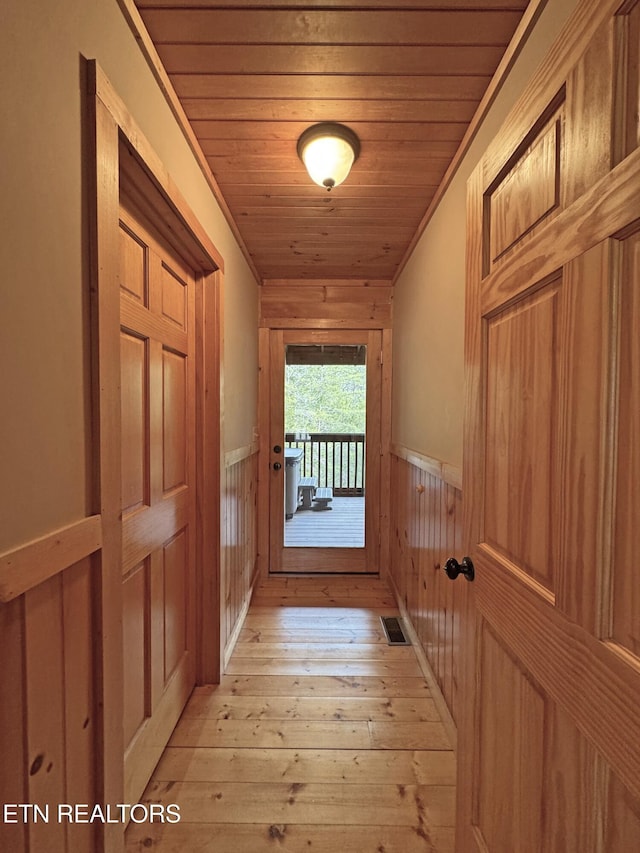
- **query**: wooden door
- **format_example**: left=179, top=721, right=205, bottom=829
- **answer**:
left=458, top=1, right=640, bottom=849
left=268, top=329, right=382, bottom=573
left=118, top=192, right=197, bottom=804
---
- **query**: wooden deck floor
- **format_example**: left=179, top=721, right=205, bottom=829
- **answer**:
left=125, top=576, right=456, bottom=852
left=284, top=496, right=365, bottom=548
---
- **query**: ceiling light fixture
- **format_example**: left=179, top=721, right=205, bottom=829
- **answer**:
left=297, top=122, right=360, bottom=191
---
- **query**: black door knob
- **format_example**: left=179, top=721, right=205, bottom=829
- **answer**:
left=444, top=556, right=475, bottom=582
left=273, top=445, right=282, bottom=453
left=273, top=462, right=282, bottom=471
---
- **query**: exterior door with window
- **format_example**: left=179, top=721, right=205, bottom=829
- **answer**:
left=268, top=329, right=382, bottom=573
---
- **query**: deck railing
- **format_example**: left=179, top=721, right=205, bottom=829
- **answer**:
left=285, top=432, right=365, bottom=496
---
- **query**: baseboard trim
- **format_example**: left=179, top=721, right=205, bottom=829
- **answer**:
left=222, top=558, right=260, bottom=670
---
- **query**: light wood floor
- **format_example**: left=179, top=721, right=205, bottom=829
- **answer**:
left=125, top=575, right=456, bottom=852
left=284, top=497, right=365, bottom=548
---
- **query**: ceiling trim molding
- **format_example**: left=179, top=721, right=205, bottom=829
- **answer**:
left=392, top=0, right=549, bottom=285
left=116, top=0, right=262, bottom=285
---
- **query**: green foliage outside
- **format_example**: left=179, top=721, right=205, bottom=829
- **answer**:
left=285, top=365, right=366, bottom=434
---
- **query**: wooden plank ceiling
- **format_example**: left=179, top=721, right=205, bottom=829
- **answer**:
left=134, top=0, right=530, bottom=281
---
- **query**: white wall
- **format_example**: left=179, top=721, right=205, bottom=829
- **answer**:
left=0, top=0, right=259, bottom=552
left=392, top=0, right=578, bottom=468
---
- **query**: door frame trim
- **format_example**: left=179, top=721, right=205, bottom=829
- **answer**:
left=89, top=60, right=223, bottom=852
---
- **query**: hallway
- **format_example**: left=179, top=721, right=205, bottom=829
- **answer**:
left=125, top=576, right=456, bottom=852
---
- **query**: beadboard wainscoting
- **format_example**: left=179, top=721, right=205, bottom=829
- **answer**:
left=0, top=530, right=101, bottom=853
left=222, top=444, right=259, bottom=667
left=389, top=446, right=465, bottom=733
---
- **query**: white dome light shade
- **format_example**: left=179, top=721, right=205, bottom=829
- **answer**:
left=297, top=123, right=360, bottom=191
left=301, top=136, right=354, bottom=189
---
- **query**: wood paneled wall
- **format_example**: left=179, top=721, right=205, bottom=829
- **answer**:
left=0, top=546, right=99, bottom=853
left=389, top=447, right=465, bottom=727
left=222, top=445, right=259, bottom=666
left=260, top=279, right=392, bottom=329
left=127, top=0, right=534, bottom=281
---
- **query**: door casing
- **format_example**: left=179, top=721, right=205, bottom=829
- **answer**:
left=268, top=328, right=381, bottom=574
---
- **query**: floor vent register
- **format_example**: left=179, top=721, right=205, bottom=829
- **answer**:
left=380, top=616, right=411, bottom=646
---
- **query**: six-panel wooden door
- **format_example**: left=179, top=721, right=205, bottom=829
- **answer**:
left=118, top=192, right=197, bottom=804
left=458, top=1, right=640, bottom=849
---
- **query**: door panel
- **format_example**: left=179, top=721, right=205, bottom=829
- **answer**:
left=122, top=562, right=147, bottom=747
left=556, top=241, right=613, bottom=630
left=606, top=770, right=640, bottom=848
left=161, top=262, right=188, bottom=329
left=268, top=329, right=381, bottom=574
left=488, top=109, right=562, bottom=264
left=484, top=278, right=561, bottom=591
left=459, top=3, right=640, bottom=850
left=542, top=700, right=601, bottom=852
left=612, top=231, right=640, bottom=656
left=119, top=194, right=196, bottom=804
left=162, top=348, right=188, bottom=491
left=163, top=529, right=189, bottom=681
left=120, top=331, right=147, bottom=513
left=474, top=621, right=545, bottom=853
